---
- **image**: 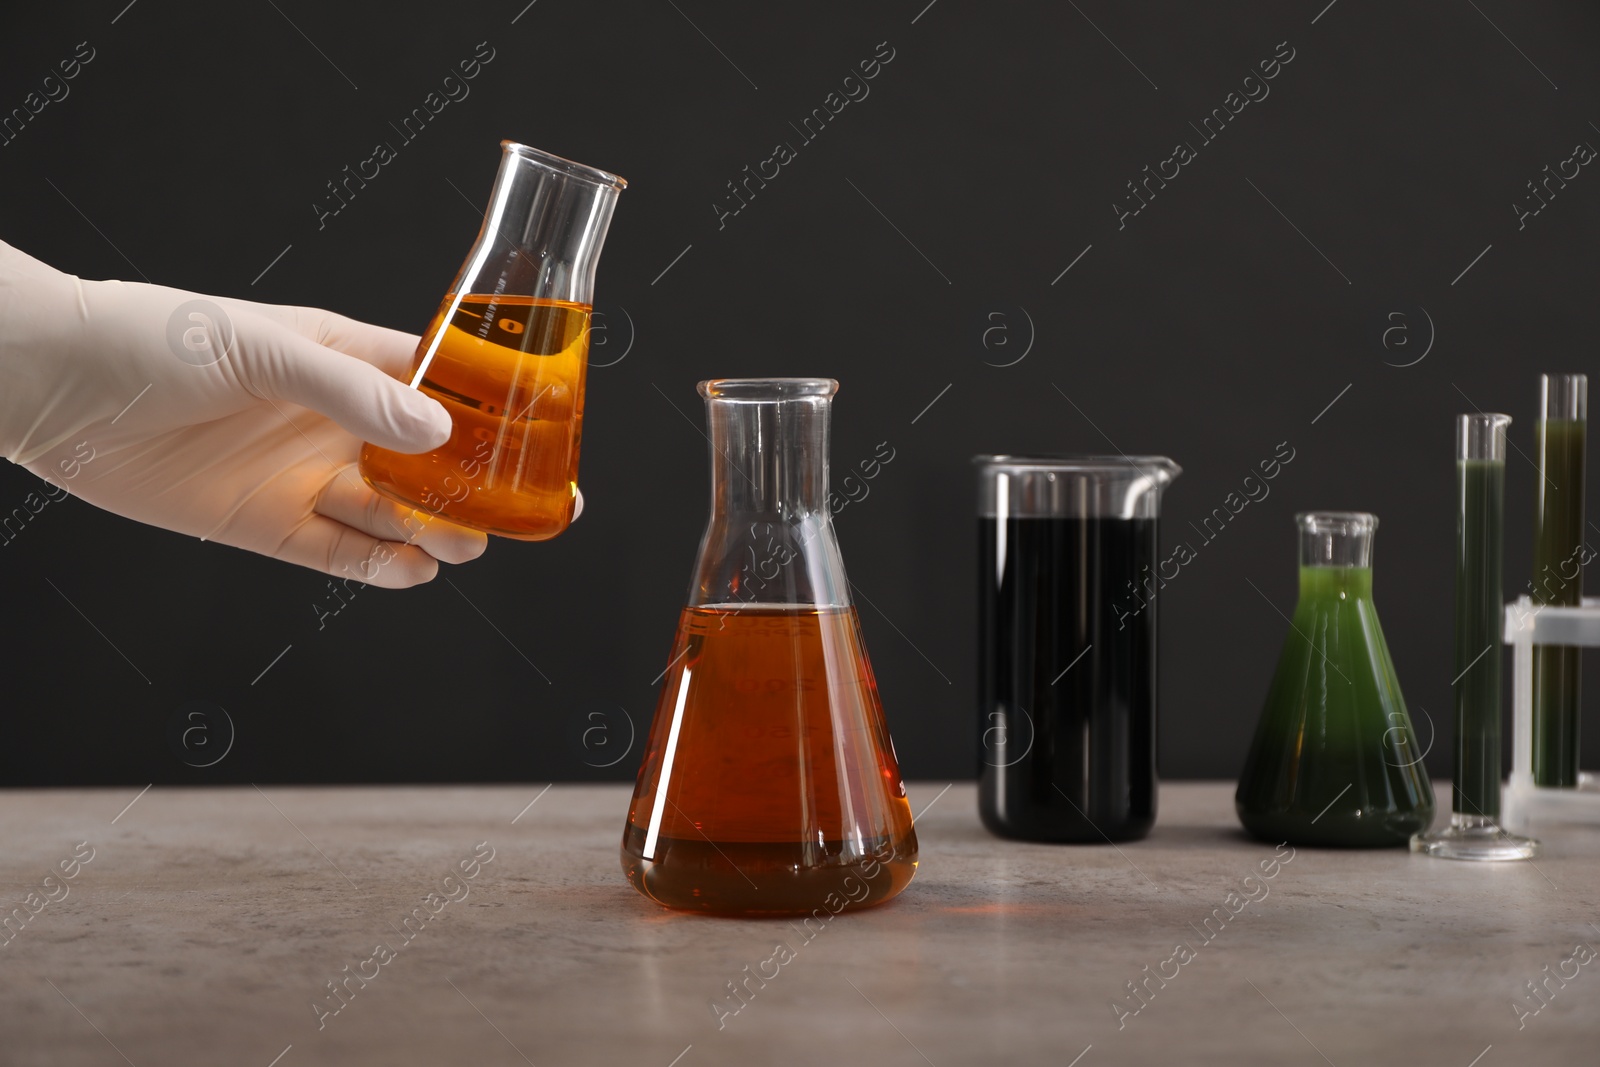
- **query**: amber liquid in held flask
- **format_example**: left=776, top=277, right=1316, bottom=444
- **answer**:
left=359, top=293, right=591, bottom=541
left=622, top=604, right=918, bottom=917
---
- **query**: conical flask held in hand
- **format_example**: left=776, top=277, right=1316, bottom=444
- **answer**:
left=360, top=141, right=625, bottom=541
left=622, top=379, right=918, bottom=916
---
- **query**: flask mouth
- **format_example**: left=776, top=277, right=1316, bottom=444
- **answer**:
left=1295, top=511, right=1378, bottom=535
left=699, top=378, right=838, bottom=402
left=502, top=140, right=627, bottom=190
left=1296, top=511, right=1377, bottom=568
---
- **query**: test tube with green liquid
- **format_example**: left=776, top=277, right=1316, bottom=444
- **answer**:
left=1531, top=374, right=1586, bottom=788
left=1413, top=413, right=1537, bottom=860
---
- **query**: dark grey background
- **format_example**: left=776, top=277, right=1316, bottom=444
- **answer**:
left=1, top=1, right=1596, bottom=787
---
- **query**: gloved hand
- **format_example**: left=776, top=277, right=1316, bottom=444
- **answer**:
left=0, top=240, right=493, bottom=588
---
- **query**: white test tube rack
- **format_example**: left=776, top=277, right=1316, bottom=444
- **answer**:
left=1502, top=595, right=1600, bottom=833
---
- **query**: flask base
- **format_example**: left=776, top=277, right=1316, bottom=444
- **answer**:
left=621, top=829, right=917, bottom=918
left=358, top=465, right=573, bottom=542
left=1410, top=815, right=1540, bottom=861
left=1237, top=804, right=1432, bottom=848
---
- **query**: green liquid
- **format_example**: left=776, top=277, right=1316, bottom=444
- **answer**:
left=1531, top=418, right=1585, bottom=787
left=1236, top=567, right=1434, bottom=847
left=1454, top=459, right=1504, bottom=818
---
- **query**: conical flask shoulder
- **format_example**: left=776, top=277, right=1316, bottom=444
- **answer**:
left=691, top=514, right=852, bottom=610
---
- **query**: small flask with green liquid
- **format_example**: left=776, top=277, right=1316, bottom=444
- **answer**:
left=1236, top=512, right=1434, bottom=846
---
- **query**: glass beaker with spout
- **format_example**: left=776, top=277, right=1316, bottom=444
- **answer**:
left=1236, top=512, right=1434, bottom=846
left=359, top=141, right=626, bottom=541
left=975, top=456, right=1181, bottom=842
left=622, top=378, right=918, bottom=917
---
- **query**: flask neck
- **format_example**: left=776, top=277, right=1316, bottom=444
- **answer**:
left=1298, top=565, right=1373, bottom=600
left=1296, top=511, right=1376, bottom=569
left=456, top=142, right=625, bottom=304
left=691, top=379, right=849, bottom=609
left=706, top=391, right=832, bottom=519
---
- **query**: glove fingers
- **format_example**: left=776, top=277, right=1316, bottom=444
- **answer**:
left=276, top=513, right=441, bottom=590
left=215, top=299, right=423, bottom=380
left=233, top=319, right=451, bottom=455
left=315, top=469, right=488, bottom=566
left=289, top=309, right=422, bottom=380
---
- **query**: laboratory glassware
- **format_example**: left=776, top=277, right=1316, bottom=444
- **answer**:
left=975, top=455, right=1181, bottom=842
left=1531, top=373, right=1587, bottom=786
left=1413, top=414, right=1537, bottom=860
left=622, top=378, right=917, bottom=917
left=1236, top=512, right=1434, bottom=846
left=360, top=140, right=626, bottom=540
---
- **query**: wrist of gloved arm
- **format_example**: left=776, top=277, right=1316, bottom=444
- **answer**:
left=0, top=241, right=118, bottom=466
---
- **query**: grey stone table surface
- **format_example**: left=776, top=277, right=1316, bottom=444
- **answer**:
left=3, top=781, right=1598, bottom=1066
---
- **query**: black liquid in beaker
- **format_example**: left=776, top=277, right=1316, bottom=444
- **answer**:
left=977, top=510, right=1164, bottom=843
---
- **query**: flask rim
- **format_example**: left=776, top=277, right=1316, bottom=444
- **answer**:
left=502, top=140, right=628, bottom=190
left=699, top=378, right=838, bottom=402
left=1295, top=510, right=1378, bottom=534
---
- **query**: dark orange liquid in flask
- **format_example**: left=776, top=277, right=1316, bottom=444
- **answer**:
left=357, top=140, right=624, bottom=541
left=624, top=606, right=917, bottom=914
left=360, top=294, right=590, bottom=541
left=623, top=378, right=918, bottom=917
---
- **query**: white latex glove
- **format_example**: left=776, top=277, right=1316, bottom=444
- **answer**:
left=0, top=240, right=490, bottom=588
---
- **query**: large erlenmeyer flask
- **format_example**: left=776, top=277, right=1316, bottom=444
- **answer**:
left=360, top=141, right=625, bottom=541
left=1236, top=512, right=1434, bottom=846
left=622, top=378, right=918, bottom=917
